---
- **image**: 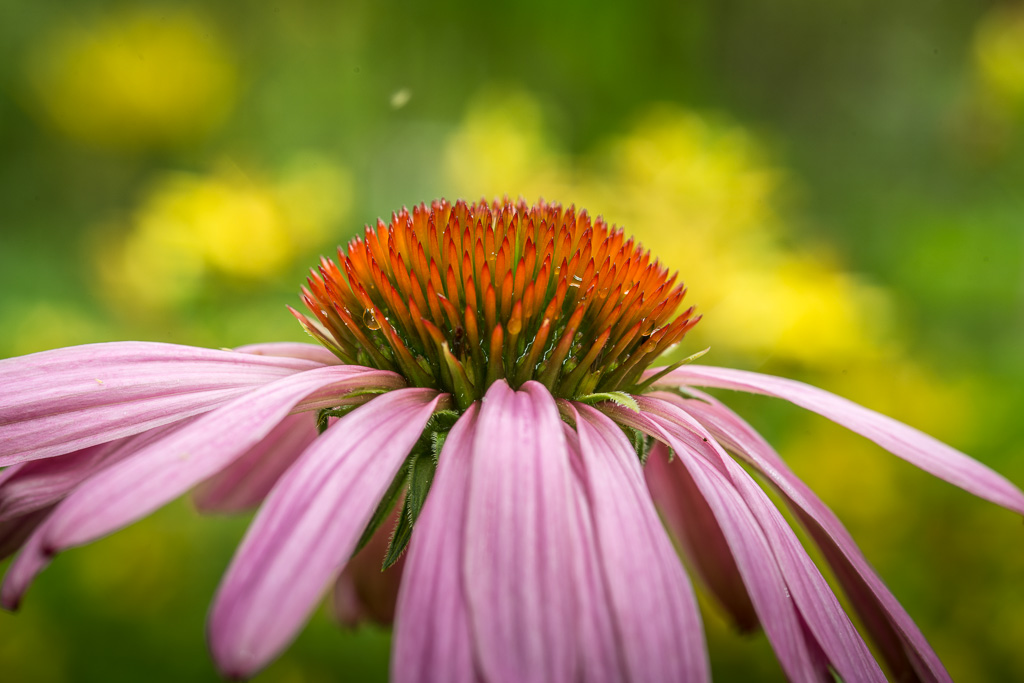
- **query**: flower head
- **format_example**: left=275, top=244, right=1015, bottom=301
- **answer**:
left=294, top=198, right=698, bottom=405
left=1, top=198, right=1022, bottom=682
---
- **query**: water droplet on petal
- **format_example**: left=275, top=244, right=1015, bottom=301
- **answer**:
left=363, top=308, right=381, bottom=330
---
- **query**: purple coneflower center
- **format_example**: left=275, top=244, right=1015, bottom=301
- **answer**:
left=293, top=198, right=699, bottom=408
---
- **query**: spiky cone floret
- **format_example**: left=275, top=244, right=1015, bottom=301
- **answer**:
left=292, top=198, right=699, bottom=408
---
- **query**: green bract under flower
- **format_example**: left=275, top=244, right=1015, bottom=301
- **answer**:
left=294, top=198, right=699, bottom=407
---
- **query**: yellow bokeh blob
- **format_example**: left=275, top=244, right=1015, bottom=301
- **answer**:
left=974, top=5, right=1024, bottom=110
left=27, top=8, right=237, bottom=151
left=154, top=173, right=293, bottom=278
left=443, top=89, right=573, bottom=200
left=94, top=157, right=353, bottom=310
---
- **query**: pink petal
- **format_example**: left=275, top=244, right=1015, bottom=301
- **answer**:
left=392, top=405, right=479, bottom=683
left=1, top=365, right=403, bottom=609
left=192, top=413, right=319, bottom=514
left=463, top=380, right=576, bottom=683
left=560, top=424, right=624, bottom=683
left=673, top=391, right=951, bottom=682
left=233, top=342, right=342, bottom=365
left=609, top=404, right=818, bottom=682
left=0, top=420, right=195, bottom=523
left=637, top=396, right=885, bottom=683
left=208, top=388, right=444, bottom=679
left=644, top=440, right=759, bottom=633
left=1, top=341, right=332, bottom=466
left=569, top=402, right=710, bottom=682
left=0, top=455, right=100, bottom=522
left=656, top=365, right=1024, bottom=515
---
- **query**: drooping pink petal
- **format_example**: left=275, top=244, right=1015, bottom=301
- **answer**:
left=609, top=404, right=819, bottom=682
left=644, top=440, right=759, bottom=633
left=672, top=390, right=951, bottom=683
left=331, top=507, right=406, bottom=629
left=1, top=365, right=404, bottom=609
left=208, top=388, right=445, bottom=679
left=569, top=402, right=710, bottom=682
left=0, top=420, right=195, bottom=523
left=463, top=380, right=577, bottom=683
left=561, top=424, right=625, bottom=683
left=0, top=454, right=97, bottom=523
left=799, top=610, right=835, bottom=681
left=191, top=413, right=319, bottom=514
left=655, top=365, right=1024, bottom=515
left=0, top=342, right=333, bottom=466
left=233, top=342, right=342, bottom=365
left=637, top=396, right=885, bottom=683
left=392, top=405, right=479, bottom=683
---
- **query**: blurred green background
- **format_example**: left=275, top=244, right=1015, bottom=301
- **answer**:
left=2, top=0, right=1024, bottom=680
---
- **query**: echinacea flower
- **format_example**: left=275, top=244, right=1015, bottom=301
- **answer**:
left=2, top=198, right=1021, bottom=682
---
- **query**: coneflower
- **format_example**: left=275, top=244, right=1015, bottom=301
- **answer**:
left=1, top=198, right=1020, bottom=682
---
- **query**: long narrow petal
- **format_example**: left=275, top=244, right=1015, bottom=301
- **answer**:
left=463, top=380, right=577, bottom=683
left=561, top=424, right=625, bottom=683
left=0, top=420, right=195, bottom=523
left=674, top=391, right=951, bottom=682
left=644, top=440, right=759, bottom=633
left=570, top=402, right=710, bottom=682
left=392, top=405, right=479, bottom=683
left=609, top=404, right=819, bottom=682
left=192, top=413, right=319, bottom=514
left=208, top=388, right=444, bottom=679
left=638, top=396, right=885, bottom=683
left=656, top=365, right=1024, bottom=515
left=1, top=342, right=331, bottom=466
left=0, top=452, right=101, bottom=522
left=1, top=365, right=404, bottom=609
